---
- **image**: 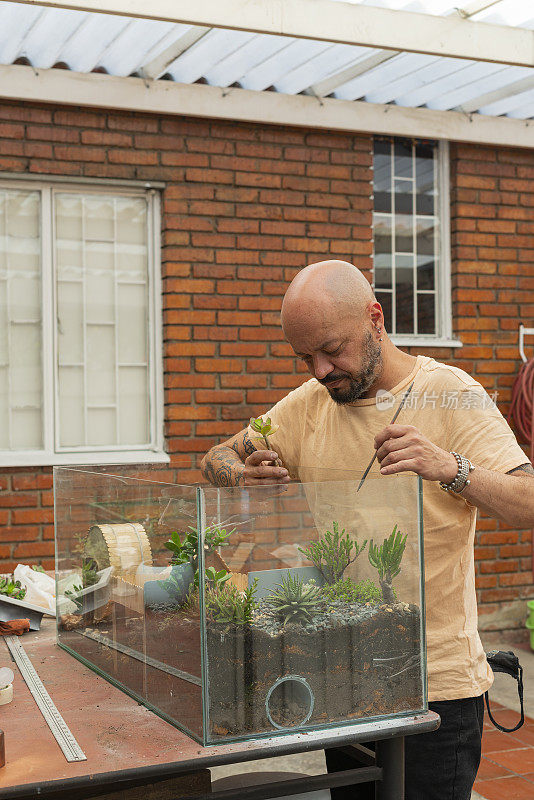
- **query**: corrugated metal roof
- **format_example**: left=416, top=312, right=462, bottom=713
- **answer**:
left=0, top=0, right=533, bottom=119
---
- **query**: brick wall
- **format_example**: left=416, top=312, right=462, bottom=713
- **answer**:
left=0, top=100, right=532, bottom=635
left=449, top=143, right=534, bottom=637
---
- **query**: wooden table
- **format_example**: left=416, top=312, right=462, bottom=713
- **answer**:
left=0, top=620, right=439, bottom=800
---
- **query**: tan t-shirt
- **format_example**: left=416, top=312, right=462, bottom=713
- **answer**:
left=247, top=356, right=528, bottom=701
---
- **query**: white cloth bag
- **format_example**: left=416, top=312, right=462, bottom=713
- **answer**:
left=13, top=565, right=56, bottom=614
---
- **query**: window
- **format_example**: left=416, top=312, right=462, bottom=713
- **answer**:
left=372, top=138, right=456, bottom=345
left=0, top=178, right=166, bottom=466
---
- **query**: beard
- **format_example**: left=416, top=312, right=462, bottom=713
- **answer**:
left=320, top=332, right=383, bottom=405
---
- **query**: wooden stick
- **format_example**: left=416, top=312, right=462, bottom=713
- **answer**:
left=357, top=381, right=415, bottom=492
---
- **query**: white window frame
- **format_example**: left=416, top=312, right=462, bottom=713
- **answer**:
left=372, top=139, right=462, bottom=349
left=0, top=174, right=168, bottom=467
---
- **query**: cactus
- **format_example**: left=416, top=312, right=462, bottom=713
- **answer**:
left=368, top=524, right=407, bottom=604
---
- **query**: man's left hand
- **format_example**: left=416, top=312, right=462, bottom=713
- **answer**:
left=375, top=424, right=458, bottom=483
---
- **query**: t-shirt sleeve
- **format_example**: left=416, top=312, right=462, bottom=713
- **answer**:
left=245, top=384, right=309, bottom=476
left=448, top=387, right=529, bottom=474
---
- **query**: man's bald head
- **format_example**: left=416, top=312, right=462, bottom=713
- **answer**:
left=280, top=261, right=384, bottom=404
left=281, top=260, right=375, bottom=337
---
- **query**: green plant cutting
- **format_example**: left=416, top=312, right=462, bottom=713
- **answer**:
left=249, top=416, right=279, bottom=450
left=368, top=524, right=407, bottom=604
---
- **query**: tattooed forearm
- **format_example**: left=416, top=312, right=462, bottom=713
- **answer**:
left=201, top=447, right=244, bottom=487
left=231, top=430, right=255, bottom=456
left=242, top=430, right=256, bottom=456
left=201, top=427, right=261, bottom=486
left=508, top=463, right=534, bottom=477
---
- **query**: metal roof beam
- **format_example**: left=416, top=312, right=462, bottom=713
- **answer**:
left=307, top=51, right=399, bottom=98
left=1, top=63, right=532, bottom=149
left=139, top=26, right=211, bottom=80
left=8, top=0, right=534, bottom=68
left=456, top=0, right=504, bottom=18
left=459, top=73, right=534, bottom=113
left=304, top=0, right=505, bottom=99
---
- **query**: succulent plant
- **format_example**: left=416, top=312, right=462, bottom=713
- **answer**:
left=249, top=416, right=279, bottom=450
left=368, top=524, right=407, bottom=604
left=298, top=522, right=367, bottom=585
left=82, top=561, right=99, bottom=588
left=206, top=580, right=258, bottom=625
left=164, top=524, right=232, bottom=579
left=0, top=576, right=26, bottom=601
left=265, top=572, right=324, bottom=626
left=205, top=567, right=231, bottom=588
left=65, top=584, right=84, bottom=611
left=321, top=577, right=393, bottom=605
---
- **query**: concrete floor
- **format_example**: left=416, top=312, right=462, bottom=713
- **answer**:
left=210, top=639, right=534, bottom=799
left=479, top=636, right=533, bottom=717
left=472, top=637, right=533, bottom=800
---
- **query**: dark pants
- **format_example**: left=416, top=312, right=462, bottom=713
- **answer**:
left=325, top=695, right=484, bottom=800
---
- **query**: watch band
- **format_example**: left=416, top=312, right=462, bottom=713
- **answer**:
left=439, top=451, right=474, bottom=494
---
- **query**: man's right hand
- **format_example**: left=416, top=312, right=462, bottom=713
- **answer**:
left=243, top=450, right=290, bottom=486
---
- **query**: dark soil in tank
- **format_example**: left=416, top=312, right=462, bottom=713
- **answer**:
left=268, top=689, right=312, bottom=728
left=207, top=600, right=423, bottom=739
left=60, top=601, right=204, bottom=739
left=143, top=603, right=203, bottom=738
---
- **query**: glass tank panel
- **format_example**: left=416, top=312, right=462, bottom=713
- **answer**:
left=54, top=467, right=426, bottom=746
left=54, top=465, right=203, bottom=741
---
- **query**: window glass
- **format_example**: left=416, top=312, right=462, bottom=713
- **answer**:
left=0, top=189, right=42, bottom=450
left=373, top=140, right=392, bottom=213
left=373, top=138, right=440, bottom=337
left=56, top=193, right=150, bottom=449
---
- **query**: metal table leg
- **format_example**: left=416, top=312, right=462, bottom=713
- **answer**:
left=375, top=736, right=405, bottom=800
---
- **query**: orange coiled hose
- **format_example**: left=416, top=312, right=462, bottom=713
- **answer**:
left=508, top=358, right=534, bottom=454
left=507, top=358, right=534, bottom=575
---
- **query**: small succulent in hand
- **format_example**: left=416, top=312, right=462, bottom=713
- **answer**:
left=249, top=416, right=282, bottom=465
left=249, top=416, right=279, bottom=447
left=265, top=572, right=324, bottom=626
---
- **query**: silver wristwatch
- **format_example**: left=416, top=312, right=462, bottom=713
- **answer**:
left=439, top=451, right=474, bottom=494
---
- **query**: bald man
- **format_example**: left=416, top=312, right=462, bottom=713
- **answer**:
left=201, top=260, right=534, bottom=800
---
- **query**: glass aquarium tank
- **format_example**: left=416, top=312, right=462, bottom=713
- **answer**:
left=54, top=465, right=426, bottom=745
